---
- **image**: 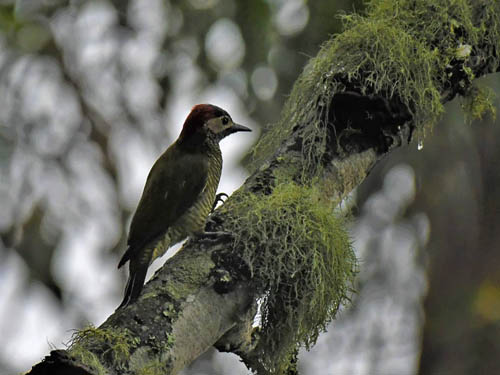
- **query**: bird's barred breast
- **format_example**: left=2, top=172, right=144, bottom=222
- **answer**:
left=152, top=147, right=222, bottom=262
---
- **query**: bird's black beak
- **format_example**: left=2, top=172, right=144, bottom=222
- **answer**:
left=220, top=123, right=251, bottom=139
left=231, top=123, right=252, bottom=133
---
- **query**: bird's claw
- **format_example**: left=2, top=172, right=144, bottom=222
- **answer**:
left=211, top=193, right=229, bottom=212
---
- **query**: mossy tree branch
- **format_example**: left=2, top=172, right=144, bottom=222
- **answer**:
left=28, top=1, right=500, bottom=374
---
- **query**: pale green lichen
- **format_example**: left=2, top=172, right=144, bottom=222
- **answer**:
left=160, top=245, right=216, bottom=300
left=461, top=84, right=497, bottom=122
left=220, top=182, right=357, bottom=373
left=230, top=1, right=500, bottom=373
left=250, top=0, right=500, bottom=174
left=136, top=360, right=167, bottom=375
left=129, top=347, right=168, bottom=375
left=68, top=325, right=173, bottom=374
left=68, top=325, right=139, bottom=374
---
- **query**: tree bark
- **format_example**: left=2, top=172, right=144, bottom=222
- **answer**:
left=28, top=1, right=500, bottom=374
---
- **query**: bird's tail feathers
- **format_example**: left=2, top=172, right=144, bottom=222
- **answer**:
left=117, top=247, right=132, bottom=269
left=117, top=264, right=148, bottom=309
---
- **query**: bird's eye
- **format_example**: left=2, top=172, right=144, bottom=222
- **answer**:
left=222, top=117, right=229, bottom=125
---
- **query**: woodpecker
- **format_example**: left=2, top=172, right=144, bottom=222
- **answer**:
left=117, top=104, right=251, bottom=308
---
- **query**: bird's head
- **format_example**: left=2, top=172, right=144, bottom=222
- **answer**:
left=178, top=104, right=251, bottom=144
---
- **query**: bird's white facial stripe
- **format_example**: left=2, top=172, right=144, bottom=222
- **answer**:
left=206, top=116, right=232, bottom=134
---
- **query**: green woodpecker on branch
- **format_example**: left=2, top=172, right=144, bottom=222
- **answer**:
left=117, top=104, right=251, bottom=308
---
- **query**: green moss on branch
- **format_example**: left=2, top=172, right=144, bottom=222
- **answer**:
left=68, top=325, right=139, bottom=374
left=251, top=0, right=500, bottom=172
left=220, top=182, right=357, bottom=373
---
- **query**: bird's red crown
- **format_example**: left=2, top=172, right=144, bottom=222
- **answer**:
left=179, top=104, right=227, bottom=140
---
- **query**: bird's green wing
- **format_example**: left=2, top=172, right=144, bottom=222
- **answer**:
left=122, top=144, right=209, bottom=264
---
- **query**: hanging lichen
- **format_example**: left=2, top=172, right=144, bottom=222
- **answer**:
left=219, top=0, right=500, bottom=373
left=219, top=182, right=356, bottom=373
left=250, top=0, right=500, bottom=174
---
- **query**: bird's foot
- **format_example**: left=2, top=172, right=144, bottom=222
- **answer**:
left=211, top=193, right=229, bottom=212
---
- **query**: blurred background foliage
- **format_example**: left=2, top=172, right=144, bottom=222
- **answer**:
left=0, top=0, right=499, bottom=374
